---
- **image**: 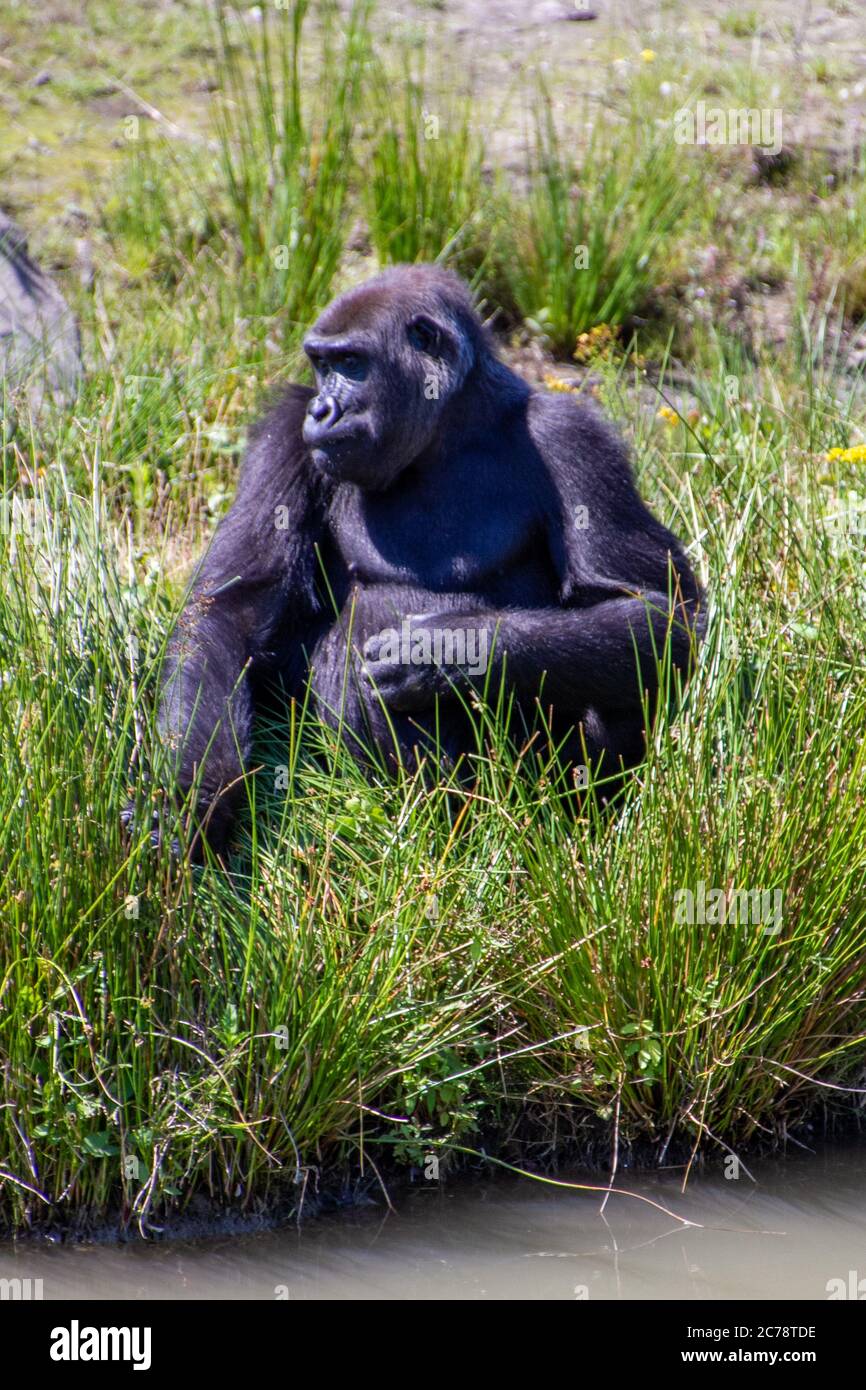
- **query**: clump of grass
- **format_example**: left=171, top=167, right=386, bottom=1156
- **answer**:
left=0, top=470, right=505, bottom=1234
left=4, top=342, right=866, bottom=1235
left=363, top=57, right=488, bottom=276
left=493, top=353, right=866, bottom=1151
left=211, top=0, right=371, bottom=343
left=99, top=133, right=217, bottom=287
left=499, top=88, right=694, bottom=357
left=67, top=0, right=378, bottom=521
left=719, top=9, right=762, bottom=39
left=6, top=3, right=866, bottom=1238
left=96, top=0, right=372, bottom=330
left=98, top=0, right=372, bottom=359
left=814, top=152, right=866, bottom=321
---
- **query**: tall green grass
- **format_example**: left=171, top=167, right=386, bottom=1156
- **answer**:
left=505, top=369, right=866, bottom=1149
left=211, top=0, right=371, bottom=342
left=4, top=0, right=866, bottom=1237
left=98, top=0, right=372, bottom=364
left=65, top=0, right=377, bottom=529
left=501, top=88, right=695, bottom=355
left=0, top=472, right=502, bottom=1232
left=3, top=345, right=866, bottom=1232
left=363, top=58, right=488, bottom=278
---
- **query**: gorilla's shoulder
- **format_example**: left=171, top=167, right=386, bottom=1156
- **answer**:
left=238, top=382, right=321, bottom=497
left=526, top=388, right=635, bottom=491
left=247, top=382, right=315, bottom=451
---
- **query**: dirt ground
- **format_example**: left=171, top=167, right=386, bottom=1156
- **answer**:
left=382, top=1, right=866, bottom=146
left=3, top=1, right=866, bottom=381
left=3, top=2, right=866, bottom=208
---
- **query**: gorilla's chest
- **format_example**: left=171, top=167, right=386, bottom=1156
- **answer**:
left=329, top=463, right=537, bottom=592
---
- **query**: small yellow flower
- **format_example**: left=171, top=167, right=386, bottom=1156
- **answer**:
left=640, top=49, right=656, bottom=63
left=573, top=323, right=618, bottom=364
left=657, top=405, right=679, bottom=426
left=826, top=444, right=866, bottom=463
left=544, top=375, right=579, bottom=394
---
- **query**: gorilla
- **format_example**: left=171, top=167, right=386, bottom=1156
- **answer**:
left=148, top=265, right=701, bottom=854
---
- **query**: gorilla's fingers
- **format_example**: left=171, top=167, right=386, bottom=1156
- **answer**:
left=361, top=656, right=438, bottom=712
left=362, top=631, right=390, bottom=663
left=120, top=802, right=184, bottom=859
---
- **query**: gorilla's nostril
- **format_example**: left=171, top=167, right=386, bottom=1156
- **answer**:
left=309, top=394, right=342, bottom=427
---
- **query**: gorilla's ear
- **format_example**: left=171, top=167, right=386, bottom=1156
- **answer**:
left=407, top=314, right=446, bottom=356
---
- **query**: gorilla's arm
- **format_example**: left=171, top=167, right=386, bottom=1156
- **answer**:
left=156, top=385, right=327, bottom=849
left=471, top=395, right=701, bottom=707
left=462, top=590, right=698, bottom=711
left=365, top=395, right=701, bottom=714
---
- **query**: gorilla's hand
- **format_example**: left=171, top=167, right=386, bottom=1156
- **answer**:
left=120, top=799, right=182, bottom=857
left=360, top=613, right=478, bottom=712
left=120, top=797, right=226, bottom=863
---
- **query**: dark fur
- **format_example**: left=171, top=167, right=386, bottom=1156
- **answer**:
left=151, top=265, right=702, bottom=852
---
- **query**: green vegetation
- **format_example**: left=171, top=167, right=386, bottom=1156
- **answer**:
left=364, top=58, right=487, bottom=276
left=720, top=10, right=762, bottom=40
left=211, top=0, right=370, bottom=345
left=501, top=87, right=694, bottom=353
left=2, top=0, right=866, bottom=1235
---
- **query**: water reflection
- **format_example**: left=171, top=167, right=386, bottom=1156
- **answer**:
left=2, top=1143, right=864, bottom=1300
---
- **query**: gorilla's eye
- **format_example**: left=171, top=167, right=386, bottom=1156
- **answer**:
left=407, top=316, right=442, bottom=356
left=331, top=353, right=363, bottom=375
left=312, top=351, right=368, bottom=382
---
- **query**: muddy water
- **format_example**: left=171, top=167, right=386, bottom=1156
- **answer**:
left=2, top=1144, right=865, bottom=1300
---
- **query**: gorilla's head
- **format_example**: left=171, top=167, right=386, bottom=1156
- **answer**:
left=302, top=265, right=488, bottom=491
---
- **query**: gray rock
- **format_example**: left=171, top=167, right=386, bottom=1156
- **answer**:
left=0, top=211, right=81, bottom=412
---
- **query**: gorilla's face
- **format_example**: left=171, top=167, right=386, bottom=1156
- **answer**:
left=302, top=273, right=475, bottom=491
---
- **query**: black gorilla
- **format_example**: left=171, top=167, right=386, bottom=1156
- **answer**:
left=151, top=265, right=701, bottom=852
